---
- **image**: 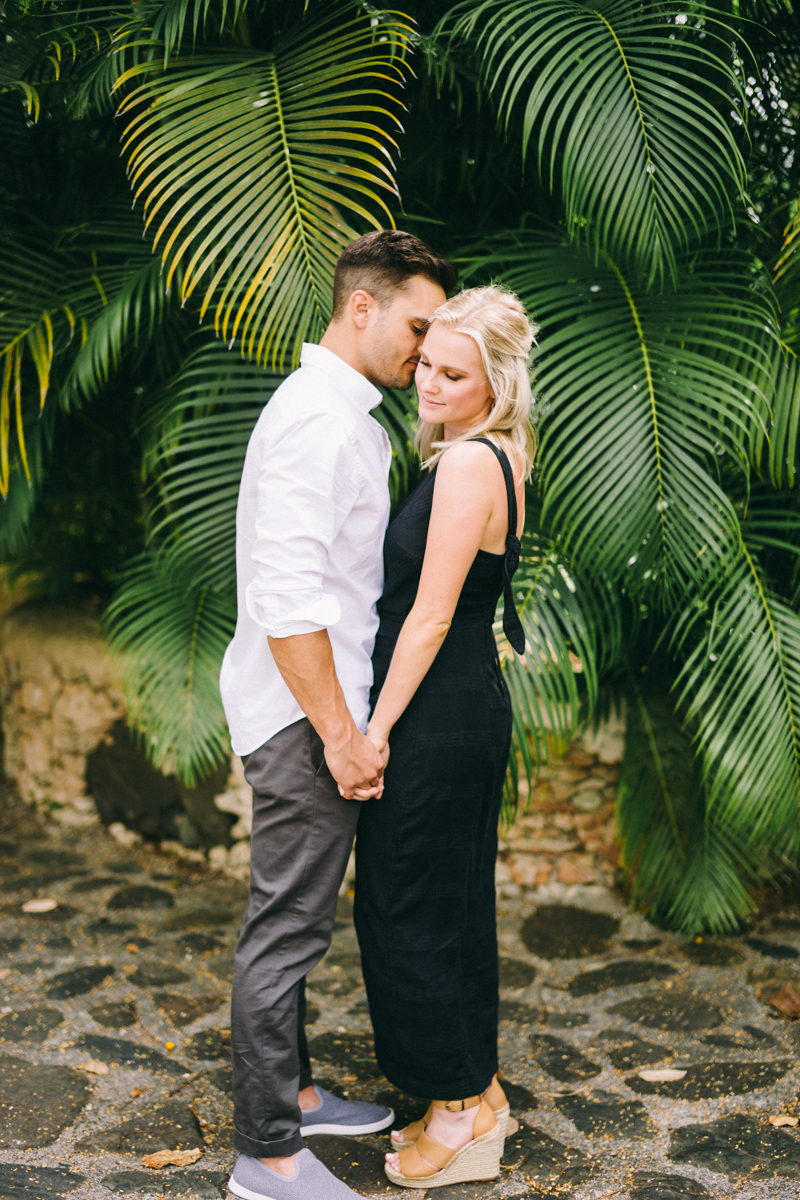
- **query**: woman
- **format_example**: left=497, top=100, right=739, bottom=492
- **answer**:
left=352, top=285, right=536, bottom=1189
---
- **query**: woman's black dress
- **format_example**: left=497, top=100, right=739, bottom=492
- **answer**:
left=353, top=439, right=523, bottom=1099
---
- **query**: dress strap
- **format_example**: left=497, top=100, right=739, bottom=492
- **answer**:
left=471, top=438, right=526, bottom=655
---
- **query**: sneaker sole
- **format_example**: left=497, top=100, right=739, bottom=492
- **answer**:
left=301, top=1110, right=394, bottom=1136
left=228, top=1177, right=280, bottom=1200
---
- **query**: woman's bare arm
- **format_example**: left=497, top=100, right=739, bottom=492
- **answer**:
left=368, top=441, right=503, bottom=746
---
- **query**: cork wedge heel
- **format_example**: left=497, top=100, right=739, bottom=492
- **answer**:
left=384, top=1097, right=503, bottom=1190
left=390, top=1076, right=514, bottom=1151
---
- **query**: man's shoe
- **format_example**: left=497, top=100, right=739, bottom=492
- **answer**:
left=228, top=1150, right=360, bottom=1200
left=301, top=1085, right=394, bottom=1136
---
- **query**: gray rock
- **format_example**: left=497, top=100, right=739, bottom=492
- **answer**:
left=207, top=1067, right=232, bottom=1094
left=629, top=1059, right=793, bottom=1099
left=630, top=1171, right=709, bottom=1199
left=163, top=908, right=234, bottom=931
left=502, top=1121, right=593, bottom=1183
left=307, top=1032, right=381, bottom=1079
left=108, top=886, right=175, bottom=910
left=75, top=1100, right=203, bottom=1154
left=568, top=960, right=678, bottom=996
left=89, top=1000, right=138, bottom=1028
left=521, top=905, right=619, bottom=959
left=500, top=1078, right=538, bottom=1112
left=669, top=1113, right=800, bottom=1179
left=680, top=940, right=744, bottom=966
left=0, top=1163, right=85, bottom=1198
left=745, top=937, right=799, bottom=960
left=0, top=1055, right=92, bottom=1148
left=529, top=1034, right=602, bottom=1082
left=45, top=963, right=115, bottom=998
left=75, top=1033, right=187, bottom=1075
left=606, top=1037, right=673, bottom=1070
left=100, top=1170, right=165, bottom=1195
left=306, top=1134, right=389, bottom=1193
left=0, top=1006, right=64, bottom=1043
left=608, top=991, right=725, bottom=1031
left=175, top=933, right=224, bottom=952
left=154, top=993, right=225, bottom=1027
left=499, top=999, right=537, bottom=1023
left=184, top=1028, right=231, bottom=1061
left=86, top=919, right=137, bottom=936
left=164, top=1172, right=228, bottom=1198
left=499, top=958, right=537, bottom=988
left=543, top=1010, right=590, bottom=1029
left=128, top=962, right=190, bottom=987
left=556, top=1089, right=655, bottom=1138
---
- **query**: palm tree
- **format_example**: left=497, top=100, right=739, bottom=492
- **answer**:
left=1, top=0, right=799, bottom=933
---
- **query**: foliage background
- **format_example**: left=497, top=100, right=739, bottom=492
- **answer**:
left=1, top=0, right=799, bottom=933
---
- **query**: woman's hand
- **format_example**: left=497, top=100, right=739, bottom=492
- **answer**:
left=347, top=725, right=390, bottom=800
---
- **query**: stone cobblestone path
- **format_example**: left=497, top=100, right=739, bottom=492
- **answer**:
left=2, top=761, right=800, bottom=1200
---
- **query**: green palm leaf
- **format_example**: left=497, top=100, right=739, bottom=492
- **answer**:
left=446, top=0, right=746, bottom=283
left=115, top=4, right=413, bottom=368
left=500, top=525, right=623, bottom=810
left=104, top=551, right=236, bottom=784
left=462, top=231, right=775, bottom=597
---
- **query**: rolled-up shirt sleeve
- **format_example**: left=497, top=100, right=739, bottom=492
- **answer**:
left=245, top=410, right=361, bottom=638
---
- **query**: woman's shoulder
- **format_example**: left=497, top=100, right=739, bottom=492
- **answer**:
left=435, top=438, right=501, bottom=477
left=436, top=437, right=522, bottom=484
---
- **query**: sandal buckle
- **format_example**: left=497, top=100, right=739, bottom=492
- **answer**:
left=443, top=1100, right=465, bottom=1112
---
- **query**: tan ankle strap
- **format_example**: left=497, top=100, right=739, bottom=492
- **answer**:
left=432, top=1095, right=481, bottom=1112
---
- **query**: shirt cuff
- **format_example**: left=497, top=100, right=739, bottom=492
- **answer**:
left=245, top=585, right=342, bottom=637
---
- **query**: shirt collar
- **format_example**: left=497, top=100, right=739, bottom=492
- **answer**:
left=300, top=343, right=383, bottom=413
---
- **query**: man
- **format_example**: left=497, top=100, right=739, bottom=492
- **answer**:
left=221, top=230, right=457, bottom=1200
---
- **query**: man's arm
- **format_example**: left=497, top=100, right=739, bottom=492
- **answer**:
left=268, top=629, right=386, bottom=798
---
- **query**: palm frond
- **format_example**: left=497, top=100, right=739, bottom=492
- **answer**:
left=115, top=4, right=413, bottom=368
left=145, top=340, right=282, bottom=589
left=445, top=0, right=746, bottom=284
left=104, top=551, right=236, bottom=785
left=0, top=225, right=101, bottom=493
left=672, top=551, right=800, bottom=853
left=500, top=523, right=623, bottom=807
left=462, top=230, right=776, bottom=598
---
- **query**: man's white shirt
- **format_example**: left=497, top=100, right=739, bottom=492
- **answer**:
left=220, top=343, right=392, bottom=756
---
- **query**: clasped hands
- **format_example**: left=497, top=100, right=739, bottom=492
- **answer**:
left=328, top=725, right=390, bottom=802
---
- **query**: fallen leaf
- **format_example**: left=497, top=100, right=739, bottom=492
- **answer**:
left=638, top=1068, right=687, bottom=1082
left=78, top=1059, right=109, bottom=1076
left=770, top=1115, right=799, bottom=1127
left=0, top=969, right=10, bottom=980
left=21, top=898, right=57, bottom=913
left=767, top=982, right=800, bottom=1019
left=125, top=943, right=139, bottom=954
left=141, top=1148, right=203, bottom=1169
left=130, top=1088, right=141, bottom=1098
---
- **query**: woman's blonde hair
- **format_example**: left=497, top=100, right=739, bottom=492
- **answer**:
left=415, top=284, right=538, bottom=478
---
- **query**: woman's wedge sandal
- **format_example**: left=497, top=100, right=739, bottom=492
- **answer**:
left=390, top=1076, right=516, bottom=1150
left=384, top=1097, right=503, bottom=1190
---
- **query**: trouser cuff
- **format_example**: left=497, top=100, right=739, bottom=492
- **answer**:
left=234, top=1129, right=305, bottom=1158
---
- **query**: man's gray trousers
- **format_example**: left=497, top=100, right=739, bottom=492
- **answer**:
left=231, top=718, right=360, bottom=1158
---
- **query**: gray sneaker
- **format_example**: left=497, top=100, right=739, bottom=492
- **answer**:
left=300, top=1084, right=394, bottom=1136
left=228, top=1150, right=360, bottom=1200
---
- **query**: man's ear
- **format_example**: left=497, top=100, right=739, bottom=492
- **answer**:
left=349, top=289, right=373, bottom=330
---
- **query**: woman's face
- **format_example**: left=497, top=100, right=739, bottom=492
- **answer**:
left=415, top=322, right=493, bottom=437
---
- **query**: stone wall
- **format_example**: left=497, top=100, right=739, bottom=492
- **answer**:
left=0, top=602, right=125, bottom=827
left=0, top=602, right=248, bottom=879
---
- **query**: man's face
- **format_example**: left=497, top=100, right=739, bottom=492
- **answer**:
left=360, top=276, right=447, bottom=390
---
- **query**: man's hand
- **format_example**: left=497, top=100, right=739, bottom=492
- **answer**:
left=326, top=729, right=385, bottom=801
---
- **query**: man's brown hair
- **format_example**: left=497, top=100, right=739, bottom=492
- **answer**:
left=332, top=229, right=457, bottom=318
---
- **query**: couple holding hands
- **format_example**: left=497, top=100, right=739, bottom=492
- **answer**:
left=220, top=230, right=536, bottom=1200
